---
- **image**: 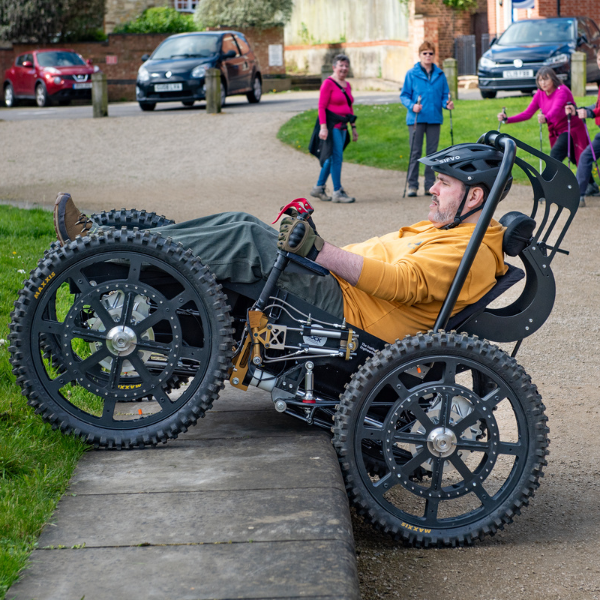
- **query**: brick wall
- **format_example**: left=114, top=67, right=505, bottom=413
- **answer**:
left=2, top=28, right=284, bottom=102
left=414, top=0, right=488, bottom=63
left=105, top=0, right=170, bottom=34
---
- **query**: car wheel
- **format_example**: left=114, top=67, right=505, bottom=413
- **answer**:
left=35, top=82, right=51, bottom=107
left=220, top=81, right=227, bottom=107
left=58, top=99, right=71, bottom=106
left=139, top=102, right=156, bottom=112
left=246, top=75, right=262, bottom=103
left=182, top=100, right=195, bottom=107
left=480, top=90, right=497, bottom=99
left=4, top=83, right=17, bottom=107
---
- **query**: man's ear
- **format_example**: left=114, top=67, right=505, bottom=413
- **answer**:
left=466, top=186, right=485, bottom=211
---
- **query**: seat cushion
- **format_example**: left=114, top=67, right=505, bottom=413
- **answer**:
left=500, top=211, right=536, bottom=257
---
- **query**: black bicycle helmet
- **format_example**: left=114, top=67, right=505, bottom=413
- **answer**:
left=419, top=143, right=513, bottom=228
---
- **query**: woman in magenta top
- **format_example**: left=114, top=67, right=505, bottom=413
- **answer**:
left=310, top=54, right=358, bottom=204
left=498, top=67, right=587, bottom=167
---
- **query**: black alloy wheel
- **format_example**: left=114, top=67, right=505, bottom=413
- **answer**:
left=333, top=332, right=549, bottom=547
left=139, top=102, right=156, bottom=111
left=10, top=229, right=233, bottom=449
left=246, top=75, right=262, bottom=103
left=182, top=100, right=195, bottom=107
left=480, top=90, right=497, bottom=99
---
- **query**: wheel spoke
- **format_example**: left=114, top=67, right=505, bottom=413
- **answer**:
left=131, top=310, right=165, bottom=337
left=439, top=391, right=453, bottom=428
left=71, top=327, right=107, bottom=343
left=429, top=457, right=445, bottom=492
left=77, top=346, right=112, bottom=375
left=178, top=344, right=208, bottom=362
left=36, top=319, right=64, bottom=335
left=69, top=269, right=95, bottom=294
left=152, top=387, right=173, bottom=406
left=482, top=386, right=508, bottom=409
left=408, top=402, right=436, bottom=433
left=119, top=290, right=137, bottom=326
left=393, top=432, right=428, bottom=444
left=127, top=352, right=153, bottom=381
left=127, top=256, right=143, bottom=283
left=453, top=411, right=482, bottom=435
left=87, top=297, right=117, bottom=331
left=135, top=339, right=173, bottom=354
left=455, top=439, right=491, bottom=452
left=97, top=398, right=117, bottom=426
left=170, top=289, right=195, bottom=310
left=472, top=481, right=495, bottom=508
left=107, top=356, right=123, bottom=390
left=498, top=441, right=523, bottom=456
left=399, top=448, right=429, bottom=478
left=368, top=472, right=395, bottom=503
left=448, top=453, right=474, bottom=483
left=442, top=358, right=458, bottom=385
left=392, top=377, right=411, bottom=400
left=424, top=497, right=440, bottom=525
left=361, top=427, right=385, bottom=443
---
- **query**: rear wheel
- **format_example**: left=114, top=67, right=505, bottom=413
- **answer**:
left=182, top=100, right=195, bottom=107
left=90, top=208, right=175, bottom=230
left=10, top=229, right=233, bottom=449
left=4, top=83, right=17, bottom=107
left=246, top=75, right=262, bottom=103
left=333, top=332, right=549, bottom=547
left=36, top=82, right=51, bottom=107
left=139, top=102, right=156, bottom=112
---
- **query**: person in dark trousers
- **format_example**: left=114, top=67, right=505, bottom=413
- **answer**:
left=565, top=51, right=600, bottom=207
left=400, top=41, right=454, bottom=197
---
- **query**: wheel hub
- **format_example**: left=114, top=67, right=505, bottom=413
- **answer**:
left=106, top=326, right=137, bottom=356
left=426, top=427, right=457, bottom=457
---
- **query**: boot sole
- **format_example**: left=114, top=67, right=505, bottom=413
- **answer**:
left=53, top=194, right=71, bottom=245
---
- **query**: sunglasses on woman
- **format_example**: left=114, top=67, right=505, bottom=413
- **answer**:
left=421, top=52, right=434, bottom=56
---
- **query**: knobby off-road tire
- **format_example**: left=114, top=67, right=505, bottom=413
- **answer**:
left=9, top=229, right=233, bottom=449
left=333, top=331, right=549, bottom=548
left=90, top=209, right=175, bottom=231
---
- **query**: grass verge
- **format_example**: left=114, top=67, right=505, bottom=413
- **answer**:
left=277, top=95, right=592, bottom=186
left=0, top=204, right=87, bottom=598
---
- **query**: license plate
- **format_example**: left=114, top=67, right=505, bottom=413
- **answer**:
left=73, top=82, right=92, bottom=89
left=155, top=83, right=183, bottom=92
left=503, top=69, right=534, bottom=79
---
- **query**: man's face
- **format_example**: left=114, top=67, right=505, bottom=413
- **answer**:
left=427, top=174, right=466, bottom=227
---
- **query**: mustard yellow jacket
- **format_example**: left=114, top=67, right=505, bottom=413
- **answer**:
left=335, top=220, right=507, bottom=343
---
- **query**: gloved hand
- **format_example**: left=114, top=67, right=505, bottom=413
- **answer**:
left=277, top=217, right=324, bottom=260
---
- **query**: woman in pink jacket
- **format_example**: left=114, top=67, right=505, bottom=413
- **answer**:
left=310, top=54, right=358, bottom=204
left=497, top=67, right=588, bottom=168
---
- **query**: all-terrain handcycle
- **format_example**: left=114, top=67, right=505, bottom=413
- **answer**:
left=9, top=132, right=579, bottom=547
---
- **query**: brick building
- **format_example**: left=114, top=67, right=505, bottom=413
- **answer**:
left=488, top=0, right=600, bottom=36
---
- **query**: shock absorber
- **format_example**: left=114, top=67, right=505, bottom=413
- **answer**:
left=302, top=361, right=315, bottom=404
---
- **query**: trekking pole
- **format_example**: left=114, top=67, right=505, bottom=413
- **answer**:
left=499, top=106, right=507, bottom=132
left=403, top=94, right=422, bottom=199
left=539, top=112, right=544, bottom=174
left=448, top=93, right=454, bottom=146
left=583, top=118, right=600, bottom=184
left=566, top=102, right=573, bottom=169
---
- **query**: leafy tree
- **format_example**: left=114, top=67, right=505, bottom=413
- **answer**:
left=0, top=0, right=105, bottom=44
left=113, top=7, right=199, bottom=35
left=195, top=0, right=293, bottom=30
left=443, top=0, right=479, bottom=11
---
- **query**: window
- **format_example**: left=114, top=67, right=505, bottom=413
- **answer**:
left=152, top=34, right=220, bottom=59
left=15, top=55, right=26, bottom=66
left=221, top=35, right=240, bottom=56
left=585, top=18, right=600, bottom=41
left=174, top=0, right=197, bottom=12
left=577, top=19, right=590, bottom=42
left=37, top=51, right=86, bottom=67
left=234, top=35, right=250, bottom=55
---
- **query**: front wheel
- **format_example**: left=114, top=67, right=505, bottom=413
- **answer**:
left=10, top=229, right=233, bottom=449
left=480, top=90, right=497, bottom=99
left=4, top=83, right=17, bottom=107
left=333, top=332, right=549, bottom=547
left=139, top=102, right=156, bottom=111
left=246, top=75, right=262, bottom=103
left=36, top=82, right=51, bottom=107
left=182, top=100, right=195, bottom=107
left=90, top=208, right=175, bottom=230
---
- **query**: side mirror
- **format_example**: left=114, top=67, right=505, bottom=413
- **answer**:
left=490, top=37, right=497, bottom=46
left=222, top=49, right=236, bottom=60
left=86, top=59, right=92, bottom=66
left=22, top=60, right=33, bottom=68
left=141, top=54, right=150, bottom=62
left=577, top=34, right=588, bottom=46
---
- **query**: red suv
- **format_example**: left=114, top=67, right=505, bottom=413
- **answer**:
left=3, top=49, right=98, bottom=108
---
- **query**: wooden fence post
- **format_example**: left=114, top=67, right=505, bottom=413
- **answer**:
left=571, top=52, right=586, bottom=98
left=206, top=68, right=222, bottom=114
left=91, top=72, right=108, bottom=118
left=443, top=58, right=458, bottom=101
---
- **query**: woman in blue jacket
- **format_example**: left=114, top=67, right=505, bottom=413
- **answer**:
left=400, top=41, right=454, bottom=197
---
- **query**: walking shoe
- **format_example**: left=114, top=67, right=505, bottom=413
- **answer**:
left=424, top=191, right=432, bottom=196
left=310, top=185, right=332, bottom=202
left=53, top=192, right=94, bottom=245
left=585, top=181, right=600, bottom=196
left=332, top=187, right=355, bottom=203
left=407, top=187, right=418, bottom=197
left=580, top=195, right=586, bottom=207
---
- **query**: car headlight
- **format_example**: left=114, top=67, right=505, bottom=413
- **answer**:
left=138, top=66, right=150, bottom=82
left=479, top=56, right=497, bottom=69
left=53, top=77, right=61, bottom=85
left=191, top=65, right=206, bottom=78
left=544, top=53, right=569, bottom=66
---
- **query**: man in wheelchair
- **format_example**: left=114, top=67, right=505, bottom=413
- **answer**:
left=13, top=132, right=577, bottom=547
left=54, top=143, right=508, bottom=344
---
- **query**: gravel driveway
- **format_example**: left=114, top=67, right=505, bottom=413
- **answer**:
left=1, top=109, right=599, bottom=599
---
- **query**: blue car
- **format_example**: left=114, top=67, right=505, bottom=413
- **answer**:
left=478, top=17, right=600, bottom=98
left=136, top=31, right=262, bottom=111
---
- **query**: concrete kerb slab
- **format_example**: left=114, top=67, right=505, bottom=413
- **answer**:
left=7, top=385, right=360, bottom=600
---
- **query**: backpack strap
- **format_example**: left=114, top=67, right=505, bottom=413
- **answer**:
left=327, top=77, right=353, bottom=111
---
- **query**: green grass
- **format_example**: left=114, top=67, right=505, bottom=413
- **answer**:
left=277, top=95, right=592, bottom=185
left=0, top=205, right=87, bottom=598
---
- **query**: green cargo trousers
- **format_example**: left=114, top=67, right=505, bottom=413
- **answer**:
left=106, top=212, right=345, bottom=318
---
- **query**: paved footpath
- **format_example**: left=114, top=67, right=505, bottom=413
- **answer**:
left=7, top=386, right=359, bottom=600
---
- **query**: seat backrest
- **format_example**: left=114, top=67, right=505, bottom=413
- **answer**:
left=499, top=211, right=536, bottom=256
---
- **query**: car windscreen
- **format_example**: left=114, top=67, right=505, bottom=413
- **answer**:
left=152, top=35, right=220, bottom=60
left=37, top=51, right=86, bottom=67
left=497, top=20, right=575, bottom=45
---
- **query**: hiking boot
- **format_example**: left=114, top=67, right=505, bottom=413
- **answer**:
left=332, top=187, right=355, bottom=203
left=407, top=187, right=418, bottom=197
left=580, top=195, right=586, bottom=207
left=585, top=181, right=600, bottom=196
left=310, top=185, right=332, bottom=202
left=53, top=192, right=94, bottom=245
